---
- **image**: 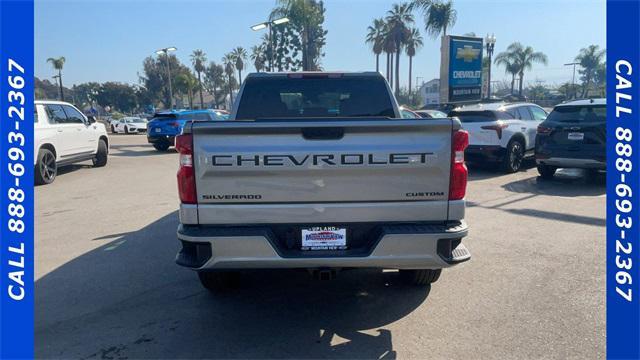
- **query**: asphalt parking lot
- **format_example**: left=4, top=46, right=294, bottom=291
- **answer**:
left=35, top=134, right=605, bottom=359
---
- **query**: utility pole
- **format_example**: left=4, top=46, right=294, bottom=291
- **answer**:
left=564, top=62, right=579, bottom=99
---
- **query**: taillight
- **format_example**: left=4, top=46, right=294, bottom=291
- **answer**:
left=169, top=121, right=180, bottom=127
left=537, top=125, right=552, bottom=134
left=481, top=121, right=509, bottom=139
left=176, top=134, right=197, bottom=204
left=449, top=130, right=469, bottom=201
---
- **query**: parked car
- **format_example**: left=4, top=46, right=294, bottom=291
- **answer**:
left=34, top=100, right=109, bottom=185
left=147, top=109, right=225, bottom=151
left=399, top=107, right=420, bottom=118
left=112, top=117, right=147, bottom=134
left=415, top=109, right=448, bottom=119
left=535, top=98, right=606, bottom=179
left=213, top=109, right=230, bottom=120
left=175, top=71, right=470, bottom=291
left=449, top=102, right=548, bottom=172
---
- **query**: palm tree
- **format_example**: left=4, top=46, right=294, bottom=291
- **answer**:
left=512, top=43, right=548, bottom=96
left=494, top=46, right=520, bottom=95
left=250, top=45, right=266, bottom=72
left=575, top=45, right=606, bottom=97
left=383, top=29, right=396, bottom=83
left=46, top=57, right=66, bottom=101
left=190, top=49, right=207, bottom=109
left=405, top=28, right=423, bottom=95
left=366, top=18, right=386, bottom=73
left=386, top=3, right=414, bottom=95
left=231, top=47, right=248, bottom=87
left=222, top=54, right=236, bottom=107
left=424, top=0, right=457, bottom=38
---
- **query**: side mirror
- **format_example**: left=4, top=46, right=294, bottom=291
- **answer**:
left=87, top=116, right=96, bottom=124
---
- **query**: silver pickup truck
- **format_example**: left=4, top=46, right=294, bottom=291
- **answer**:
left=175, top=72, right=471, bottom=291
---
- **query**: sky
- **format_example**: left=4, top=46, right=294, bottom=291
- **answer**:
left=35, top=0, right=606, bottom=90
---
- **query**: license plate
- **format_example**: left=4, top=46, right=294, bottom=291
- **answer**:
left=155, top=128, right=161, bottom=133
left=568, top=132, right=584, bottom=141
left=301, top=227, right=347, bottom=250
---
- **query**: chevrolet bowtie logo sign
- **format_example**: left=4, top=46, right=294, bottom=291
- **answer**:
left=456, top=45, right=481, bottom=62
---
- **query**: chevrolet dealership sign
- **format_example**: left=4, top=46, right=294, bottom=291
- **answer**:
left=440, top=35, right=484, bottom=103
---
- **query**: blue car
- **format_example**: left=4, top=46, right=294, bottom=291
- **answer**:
left=147, top=109, right=225, bottom=151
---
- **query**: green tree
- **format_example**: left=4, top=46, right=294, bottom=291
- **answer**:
left=231, top=47, right=248, bottom=87
left=140, top=54, right=190, bottom=109
left=95, top=82, right=138, bottom=113
left=423, top=0, right=456, bottom=38
left=222, top=53, right=236, bottom=106
left=191, top=49, right=207, bottom=109
left=366, top=17, right=386, bottom=73
left=46, top=57, right=66, bottom=101
left=271, top=0, right=327, bottom=71
left=72, top=82, right=101, bottom=109
left=386, top=2, right=414, bottom=95
left=494, top=47, right=519, bottom=94
left=250, top=45, right=266, bottom=72
left=203, top=62, right=226, bottom=108
left=575, top=45, right=606, bottom=97
left=511, top=43, right=548, bottom=96
left=405, top=27, right=423, bottom=95
left=174, top=72, right=199, bottom=109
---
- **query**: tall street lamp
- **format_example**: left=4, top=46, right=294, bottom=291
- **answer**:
left=484, top=33, right=496, bottom=100
left=251, top=17, right=290, bottom=72
left=564, top=62, right=579, bottom=99
left=156, top=47, right=177, bottom=109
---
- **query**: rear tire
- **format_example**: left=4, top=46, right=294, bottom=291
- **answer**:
left=93, top=139, right=108, bottom=167
left=537, top=164, right=556, bottom=179
left=111, top=125, right=116, bottom=133
left=35, top=148, right=57, bottom=185
left=198, top=271, right=239, bottom=292
left=153, top=142, right=170, bottom=151
left=501, top=139, right=525, bottom=173
left=401, top=269, right=442, bottom=285
left=125, top=126, right=130, bottom=134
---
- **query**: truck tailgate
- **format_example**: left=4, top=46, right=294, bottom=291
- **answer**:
left=190, top=119, right=455, bottom=223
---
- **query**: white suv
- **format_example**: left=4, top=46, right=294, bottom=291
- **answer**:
left=449, top=102, right=548, bottom=172
left=34, top=100, right=109, bottom=185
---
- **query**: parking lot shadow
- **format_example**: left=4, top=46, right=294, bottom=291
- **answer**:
left=109, top=143, right=177, bottom=157
left=36, top=212, right=429, bottom=359
left=467, top=159, right=536, bottom=181
left=502, top=168, right=605, bottom=197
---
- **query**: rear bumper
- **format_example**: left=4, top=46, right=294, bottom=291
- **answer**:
left=466, top=145, right=505, bottom=162
left=536, top=157, right=606, bottom=169
left=147, top=134, right=175, bottom=144
left=176, top=221, right=470, bottom=270
left=535, top=146, right=606, bottom=169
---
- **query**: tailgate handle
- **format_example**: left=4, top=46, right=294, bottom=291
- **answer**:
left=302, top=127, right=344, bottom=140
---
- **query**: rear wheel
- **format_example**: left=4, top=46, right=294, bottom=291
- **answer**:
left=400, top=269, right=442, bottom=285
left=501, top=139, right=525, bottom=173
left=93, top=139, right=108, bottom=167
left=198, top=271, right=239, bottom=292
left=111, top=125, right=116, bottom=133
left=153, top=142, right=170, bottom=151
left=537, top=164, right=556, bottom=179
left=35, top=148, right=57, bottom=185
left=125, top=126, right=130, bottom=134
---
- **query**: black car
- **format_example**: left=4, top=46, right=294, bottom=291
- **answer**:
left=535, top=99, right=606, bottom=179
